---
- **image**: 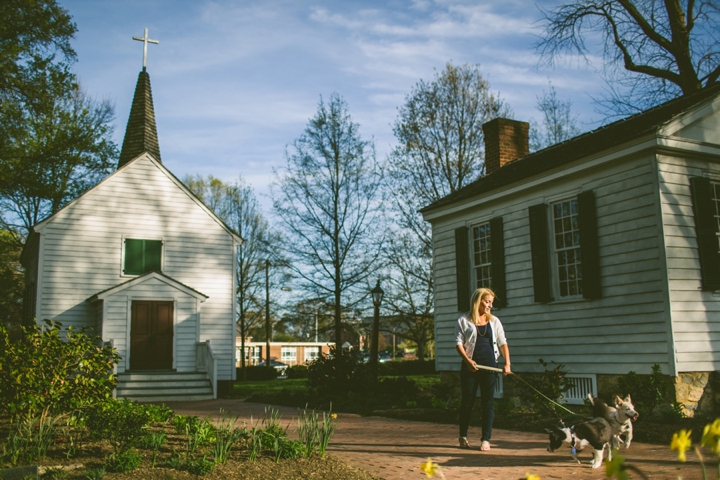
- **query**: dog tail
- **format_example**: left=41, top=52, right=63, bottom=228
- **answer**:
left=591, top=397, right=612, bottom=420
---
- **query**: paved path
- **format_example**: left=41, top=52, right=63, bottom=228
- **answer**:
left=163, top=399, right=700, bottom=480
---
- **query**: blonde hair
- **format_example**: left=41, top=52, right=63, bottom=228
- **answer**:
left=470, top=288, right=496, bottom=325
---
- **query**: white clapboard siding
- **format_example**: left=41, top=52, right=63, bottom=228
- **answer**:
left=432, top=153, right=673, bottom=375
left=657, top=154, right=720, bottom=372
left=32, top=155, right=238, bottom=380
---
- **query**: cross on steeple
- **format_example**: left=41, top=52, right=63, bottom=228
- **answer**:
left=132, top=28, right=159, bottom=70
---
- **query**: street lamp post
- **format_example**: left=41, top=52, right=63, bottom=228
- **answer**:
left=369, top=280, right=384, bottom=377
left=265, top=260, right=272, bottom=372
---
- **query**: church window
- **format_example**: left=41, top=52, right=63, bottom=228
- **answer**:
left=123, top=238, right=163, bottom=275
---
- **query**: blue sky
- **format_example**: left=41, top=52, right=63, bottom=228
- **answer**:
left=60, top=0, right=605, bottom=212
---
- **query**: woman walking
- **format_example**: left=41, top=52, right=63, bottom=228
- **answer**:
left=455, top=287, right=511, bottom=451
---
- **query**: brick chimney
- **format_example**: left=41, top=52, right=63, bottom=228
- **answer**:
left=482, top=118, right=529, bottom=175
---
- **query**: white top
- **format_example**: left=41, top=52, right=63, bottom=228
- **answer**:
left=454, top=314, right=507, bottom=363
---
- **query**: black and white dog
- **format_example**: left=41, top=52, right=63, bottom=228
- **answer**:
left=545, top=417, right=613, bottom=468
left=588, top=394, right=639, bottom=449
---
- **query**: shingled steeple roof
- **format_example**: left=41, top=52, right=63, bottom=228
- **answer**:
left=118, top=69, right=161, bottom=168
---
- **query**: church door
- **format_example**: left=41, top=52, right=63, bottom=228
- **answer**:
left=130, top=300, right=174, bottom=370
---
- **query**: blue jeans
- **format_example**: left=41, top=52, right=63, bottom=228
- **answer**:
left=459, top=366, right=496, bottom=441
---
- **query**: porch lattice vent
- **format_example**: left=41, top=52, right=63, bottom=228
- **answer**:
left=563, top=374, right=597, bottom=405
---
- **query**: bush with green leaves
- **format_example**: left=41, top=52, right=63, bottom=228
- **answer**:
left=187, top=456, right=215, bottom=476
left=307, top=346, right=373, bottom=398
left=104, top=448, right=142, bottom=472
left=618, top=363, right=671, bottom=418
left=236, top=365, right=279, bottom=381
left=0, top=320, right=120, bottom=422
left=517, top=359, right=575, bottom=414
left=286, top=364, right=309, bottom=379
left=86, top=399, right=152, bottom=451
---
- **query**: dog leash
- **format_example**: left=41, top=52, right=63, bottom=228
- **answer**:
left=473, top=365, right=579, bottom=418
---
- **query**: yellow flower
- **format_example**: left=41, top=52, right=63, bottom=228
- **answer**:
left=604, top=449, right=628, bottom=480
left=701, top=419, right=720, bottom=454
left=670, top=429, right=692, bottom=462
left=331, top=413, right=338, bottom=419
left=420, top=458, right=440, bottom=478
left=525, top=474, right=540, bottom=480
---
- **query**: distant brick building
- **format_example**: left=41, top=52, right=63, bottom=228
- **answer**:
left=236, top=338, right=333, bottom=367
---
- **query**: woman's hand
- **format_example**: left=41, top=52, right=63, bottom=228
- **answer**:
left=502, top=363, right=511, bottom=376
left=465, top=358, right=479, bottom=371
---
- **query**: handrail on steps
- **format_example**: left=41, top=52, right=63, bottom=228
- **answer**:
left=196, top=341, right=218, bottom=399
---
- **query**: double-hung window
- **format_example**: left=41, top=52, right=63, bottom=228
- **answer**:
left=123, top=238, right=162, bottom=275
left=713, top=182, right=720, bottom=253
left=304, top=347, right=320, bottom=363
left=690, top=177, right=720, bottom=291
left=552, top=198, right=582, bottom=298
left=472, top=222, right=492, bottom=290
left=281, top=346, right=297, bottom=363
left=529, top=190, right=600, bottom=303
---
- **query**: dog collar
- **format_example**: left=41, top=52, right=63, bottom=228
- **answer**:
left=569, top=426, right=578, bottom=455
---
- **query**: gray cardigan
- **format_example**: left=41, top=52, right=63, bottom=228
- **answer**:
left=454, top=314, right=507, bottom=363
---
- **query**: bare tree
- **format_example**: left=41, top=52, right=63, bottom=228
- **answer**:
left=272, top=93, right=381, bottom=348
left=184, top=174, right=275, bottom=376
left=529, top=81, right=581, bottom=151
left=536, top=0, right=720, bottom=115
left=383, top=63, right=510, bottom=358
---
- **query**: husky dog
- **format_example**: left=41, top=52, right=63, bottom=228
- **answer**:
left=545, top=417, right=613, bottom=468
left=589, top=394, right=639, bottom=449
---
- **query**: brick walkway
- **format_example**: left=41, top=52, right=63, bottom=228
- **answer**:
left=163, top=399, right=701, bottom=480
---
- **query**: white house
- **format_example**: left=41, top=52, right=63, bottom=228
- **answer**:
left=21, top=69, right=242, bottom=401
left=421, top=85, right=720, bottom=414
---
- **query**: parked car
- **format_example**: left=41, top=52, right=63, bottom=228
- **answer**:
left=361, top=353, right=394, bottom=363
left=256, top=360, right=289, bottom=375
left=378, top=353, right=393, bottom=363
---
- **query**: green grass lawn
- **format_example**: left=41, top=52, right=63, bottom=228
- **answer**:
left=229, top=377, right=309, bottom=399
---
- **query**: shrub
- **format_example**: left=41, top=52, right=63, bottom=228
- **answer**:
left=287, top=365, right=309, bottom=379
left=307, top=346, right=372, bottom=398
left=187, top=456, right=215, bottom=476
left=0, top=320, right=120, bottom=422
left=86, top=399, right=152, bottom=451
left=236, top=365, right=279, bottom=381
left=380, top=359, right=436, bottom=376
left=618, top=363, right=671, bottom=417
left=82, top=466, right=106, bottom=479
left=104, top=448, right=142, bottom=472
left=518, top=359, right=574, bottom=413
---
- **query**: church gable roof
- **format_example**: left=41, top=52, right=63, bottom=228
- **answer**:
left=421, top=84, right=720, bottom=216
left=118, top=70, right=161, bottom=168
left=31, top=154, right=243, bottom=244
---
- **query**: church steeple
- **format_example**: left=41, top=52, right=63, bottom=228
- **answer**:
left=118, top=69, right=162, bottom=168
left=118, top=29, right=161, bottom=169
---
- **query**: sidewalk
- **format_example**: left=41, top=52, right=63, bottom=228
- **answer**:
left=163, top=399, right=700, bottom=480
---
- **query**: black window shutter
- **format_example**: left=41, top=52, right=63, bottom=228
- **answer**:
left=489, top=217, right=506, bottom=308
left=124, top=239, right=143, bottom=275
left=145, top=240, right=163, bottom=273
left=528, top=204, right=552, bottom=303
left=455, top=226, right=470, bottom=312
left=690, top=177, right=720, bottom=291
left=578, top=190, right=601, bottom=299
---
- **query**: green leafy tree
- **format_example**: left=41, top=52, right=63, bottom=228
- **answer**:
left=0, top=85, right=117, bottom=235
left=384, top=63, right=510, bottom=358
left=536, top=0, right=720, bottom=115
left=0, top=0, right=76, bottom=104
left=0, top=226, right=25, bottom=334
left=0, top=320, right=120, bottom=422
left=272, top=93, right=382, bottom=347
